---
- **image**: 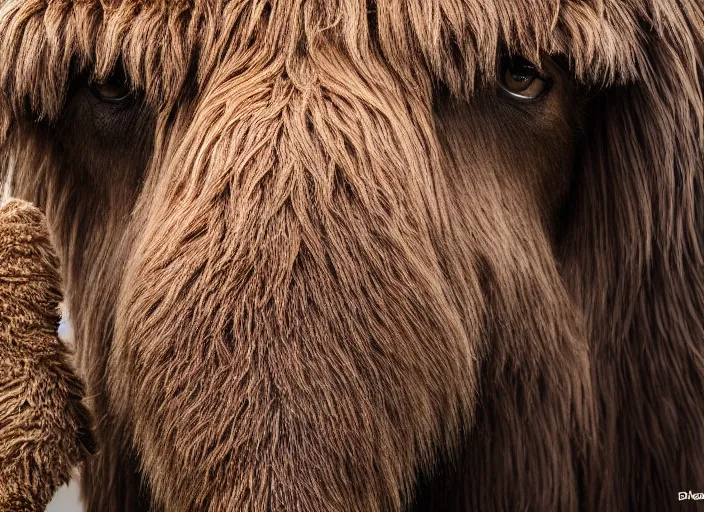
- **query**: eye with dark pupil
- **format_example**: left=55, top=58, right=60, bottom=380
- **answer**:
left=89, top=65, right=131, bottom=103
left=499, top=56, right=549, bottom=99
left=509, top=64, right=537, bottom=82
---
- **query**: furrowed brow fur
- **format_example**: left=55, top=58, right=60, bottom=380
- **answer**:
left=0, top=1, right=702, bottom=511
left=0, top=0, right=695, bottom=127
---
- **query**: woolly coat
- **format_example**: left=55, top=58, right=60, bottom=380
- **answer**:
left=0, top=200, right=93, bottom=512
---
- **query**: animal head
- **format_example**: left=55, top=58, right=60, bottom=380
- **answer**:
left=0, top=1, right=701, bottom=511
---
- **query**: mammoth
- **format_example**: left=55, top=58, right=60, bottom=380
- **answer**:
left=0, top=1, right=702, bottom=511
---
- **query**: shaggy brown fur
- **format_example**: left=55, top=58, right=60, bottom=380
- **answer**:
left=0, top=200, right=94, bottom=511
left=0, top=1, right=702, bottom=511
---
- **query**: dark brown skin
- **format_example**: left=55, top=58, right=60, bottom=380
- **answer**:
left=0, top=200, right=94, bottom=511
left=0, top=1, right=703, bottom=511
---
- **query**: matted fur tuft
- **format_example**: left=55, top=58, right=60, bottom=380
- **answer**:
left=0, top=200, right=94, bottom=511
left=0, top=1, right=702, bottom=511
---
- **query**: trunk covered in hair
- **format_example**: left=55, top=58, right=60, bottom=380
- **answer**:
left=0, top=200, right=94, bottom=511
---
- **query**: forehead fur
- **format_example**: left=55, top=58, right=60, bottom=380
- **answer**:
left=0, top=0, right=701, bottom=126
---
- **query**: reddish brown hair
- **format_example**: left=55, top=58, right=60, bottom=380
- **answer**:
left=0, top=1, right=702, bottom=510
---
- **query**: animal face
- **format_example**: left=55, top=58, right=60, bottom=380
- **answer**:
left=0, top=2, right=702, bottom=511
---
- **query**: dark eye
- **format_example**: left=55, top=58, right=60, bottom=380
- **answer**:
left=499, top=56, right=550, bottom=100
left=89, top=65, right=132, bottom=104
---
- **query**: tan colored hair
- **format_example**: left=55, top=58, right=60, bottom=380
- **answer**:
left=0, top=1, right=702, bottom=511
left=0, top=200, right=94, bottom=511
